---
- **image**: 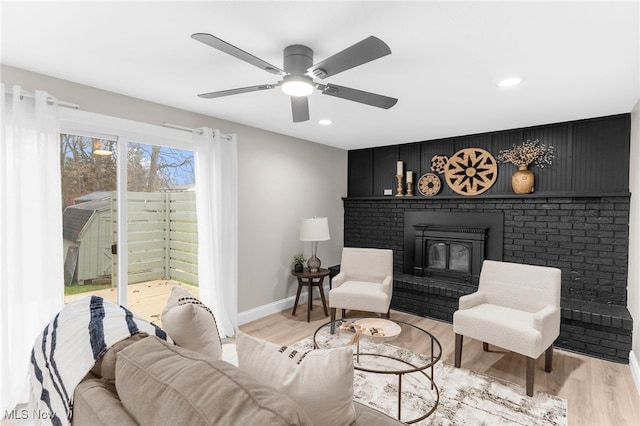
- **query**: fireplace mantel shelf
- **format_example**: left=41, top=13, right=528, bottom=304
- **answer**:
left=343, top=191, right=630, bottom=201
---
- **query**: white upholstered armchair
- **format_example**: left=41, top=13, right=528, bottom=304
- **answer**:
left=453, top=260, right=561, bottom=396
left=329, top=248, right=393, bottom=321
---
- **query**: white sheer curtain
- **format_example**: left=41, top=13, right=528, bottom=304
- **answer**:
left=0, top=84, right=65, bottom=412
left=194, top=128, right=238, bottom=337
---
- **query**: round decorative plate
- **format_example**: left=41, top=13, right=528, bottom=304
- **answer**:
left=418, top=173, right=441, bottom=196
left=355, top=318, right=401, bottom=341
left=430, top=155, right=449, bottom=174
left=444, top=148, right=498, bottom=196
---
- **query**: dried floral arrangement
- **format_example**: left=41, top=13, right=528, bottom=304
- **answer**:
left=497, top=139, right=555, bottom=168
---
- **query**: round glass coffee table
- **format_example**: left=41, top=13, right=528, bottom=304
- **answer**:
left=313, top=318, right=441, bottom=424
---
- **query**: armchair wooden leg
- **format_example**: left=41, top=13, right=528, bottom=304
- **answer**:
left=483, top=342, right=489, bottom=352
left=526, top=357, right=535, bottom=397
left=381, top=309, right=390, bottom=319
left=342, top=309, right=346, bottom=319
left=545, top=345, right=553, bottom=373
left=454, top=333, right=463, bottom=368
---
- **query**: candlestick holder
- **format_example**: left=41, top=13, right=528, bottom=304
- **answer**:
left=406, top=181, right=414, bottom=196
left=395, top=174, right=404, bottom=197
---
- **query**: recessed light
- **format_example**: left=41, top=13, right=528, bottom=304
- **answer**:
left=318, top=119, right=332, bottom=126
left=497, top=77, right=524, bottom=87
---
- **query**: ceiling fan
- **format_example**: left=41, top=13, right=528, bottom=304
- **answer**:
left=191, top=33, right=398, bottom=122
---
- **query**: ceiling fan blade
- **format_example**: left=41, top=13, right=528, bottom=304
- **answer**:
left=308, top=36, right=391, bottom=79
left=192, top=33, right=284, bottom=75
left=198, top=84, right=276, bottom=99
left=318, top=83, right=398, bottom=109
left=291, top=96, right=310, bottom=122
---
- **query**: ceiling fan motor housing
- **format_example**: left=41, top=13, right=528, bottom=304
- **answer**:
left=283, top=45, right=314, bottom=75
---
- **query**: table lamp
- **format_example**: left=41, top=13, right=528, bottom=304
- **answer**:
left=299, top=217, right=330, bottom=272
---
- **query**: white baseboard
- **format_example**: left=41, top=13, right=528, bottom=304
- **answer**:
left=630, top=350, right=640, bottom=396
left=238, top=283, right=331, bottom=326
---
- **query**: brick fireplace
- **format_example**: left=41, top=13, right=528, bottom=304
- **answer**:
left=342, top=195, right=633, bottom=363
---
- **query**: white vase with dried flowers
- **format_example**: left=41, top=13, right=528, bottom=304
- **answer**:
left=497, top=139, right=554, bottom=194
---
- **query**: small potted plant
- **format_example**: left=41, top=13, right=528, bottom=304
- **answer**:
left=293, top=253, right=306, bottom=272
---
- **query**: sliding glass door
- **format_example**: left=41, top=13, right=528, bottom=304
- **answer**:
left=59, top=118, right=199, bottom=322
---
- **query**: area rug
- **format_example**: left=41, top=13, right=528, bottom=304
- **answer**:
left=290, top=336, right=567, bottom=425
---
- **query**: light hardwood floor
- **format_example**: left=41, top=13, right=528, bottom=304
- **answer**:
left=240, top=300, right=640, bottom=426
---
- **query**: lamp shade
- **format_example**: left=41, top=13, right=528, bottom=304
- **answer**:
left=299, top=217, right=330, bottom=241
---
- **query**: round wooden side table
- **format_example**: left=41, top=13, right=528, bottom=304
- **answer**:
left=291, top=268, right=330, bottom=322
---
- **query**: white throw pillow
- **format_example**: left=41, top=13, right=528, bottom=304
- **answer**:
left=161, top=286, right=222, bottom=359
left=236, top=331, right=357, bottom=426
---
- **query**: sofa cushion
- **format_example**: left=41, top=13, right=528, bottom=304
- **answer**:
left=236, top=331, right=357, bottom=426
left=115, top=335, right=312, bottom=426
left=72, top=375, right=138, bottom=426
left=161, top=286, right=222, bottom=359
left=351, top=402, right=405, bottom=426
left=90, top=333, right=148, bottom=381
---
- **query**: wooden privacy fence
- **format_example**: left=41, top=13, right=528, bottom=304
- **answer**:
left=113, top=191, right=198, bottom=285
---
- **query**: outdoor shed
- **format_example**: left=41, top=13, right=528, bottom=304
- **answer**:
left=63, top=196, right=113, bottom=285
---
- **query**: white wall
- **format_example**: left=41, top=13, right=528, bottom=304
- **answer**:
left=629, top=98, right=640, bottom=393
left=234, top=124, right=345, bottom=312
left=1, top=65, right=347, bottom=316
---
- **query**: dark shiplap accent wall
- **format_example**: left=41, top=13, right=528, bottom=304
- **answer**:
left=348, top=114, right=630, bottom=197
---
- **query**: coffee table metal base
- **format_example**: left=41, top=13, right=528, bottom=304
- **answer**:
left=314, top=319, right=441, bottom=423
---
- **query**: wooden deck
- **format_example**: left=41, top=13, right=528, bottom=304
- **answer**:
left=64, top=280, right=199, bottom=326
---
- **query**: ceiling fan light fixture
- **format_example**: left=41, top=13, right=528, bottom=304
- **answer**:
left=281, top=75, right=314, bottom=97
left=497, top=77, right=524, bottom=87
left=92, top=140, right=113, bottom=156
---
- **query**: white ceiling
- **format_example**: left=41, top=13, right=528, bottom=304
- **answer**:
left=1, top=1, right=639, bottom=150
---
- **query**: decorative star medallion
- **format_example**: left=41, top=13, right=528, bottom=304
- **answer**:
left=444, top=148, right=498, bottom=196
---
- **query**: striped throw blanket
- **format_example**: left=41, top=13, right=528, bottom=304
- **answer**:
left=29, top=295, right=171, bottom=426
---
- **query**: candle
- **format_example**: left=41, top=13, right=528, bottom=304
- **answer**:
left=407, top=171, right=413, bottom=183
left=397, top=161, right=403, bottom=176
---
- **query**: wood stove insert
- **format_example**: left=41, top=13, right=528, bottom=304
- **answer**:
left=413, top=225, right=487, bottom=284
left=403, top=211, right=504, bottom=285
